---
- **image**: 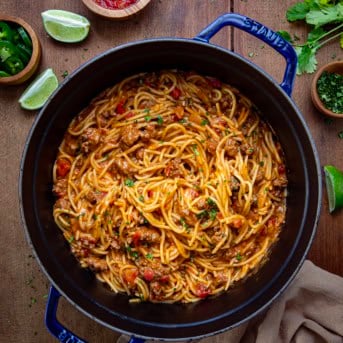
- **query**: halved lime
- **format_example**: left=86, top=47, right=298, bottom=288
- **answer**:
left=19, top=68, right=58, bottom=110
left=323, top=165, right=343, bottom=213
left=41, top=9, right=90, bottom=43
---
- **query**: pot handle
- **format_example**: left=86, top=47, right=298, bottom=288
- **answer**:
left=194, top=13, right=297, bottom=96
left=45, top=286, right=145, bottom=343
left=45, top=286, right=87, bottom=342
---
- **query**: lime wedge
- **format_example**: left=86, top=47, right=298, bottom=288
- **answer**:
left=19, top=68, right=58, bottom=110
left=323, top=165, right=343, bottom=213
left=41, top=9, right=90, bottom=43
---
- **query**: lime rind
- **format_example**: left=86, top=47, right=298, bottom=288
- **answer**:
left=19, top=68, right=58, bottom=110
left=323, top=165, right=343, bottom=213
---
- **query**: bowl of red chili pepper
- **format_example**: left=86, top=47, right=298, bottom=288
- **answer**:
left=311, top=61, right=343, bottom=119
left=81, top=0, right=151, bottom=20
left=0, top=14, right=41, bottom=85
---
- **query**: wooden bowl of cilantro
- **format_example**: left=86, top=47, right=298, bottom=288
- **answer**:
left=311, top=61, right=343, bottom=118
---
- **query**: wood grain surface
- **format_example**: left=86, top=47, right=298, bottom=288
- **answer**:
left=0, top=1, right=342, bottom=342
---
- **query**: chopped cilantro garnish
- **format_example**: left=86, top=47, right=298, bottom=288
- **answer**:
left=144, top=115, right=152, bottom=122
left=206, top=197, right=216, bottom=207
left=209, top=208, right=218, bottom=221
left=139, top=195, right=144, bottom=202
left=125, top=178, right=135, bottom=187
left=157, top=115, right=163, bottom=125
left=68, top=236, right=74, bottom=243
left=192, top=144, right=200, bottom=156
left=131, top=251, right=139, bottom=259
left=200, top=119, right=209, bottom=126
left=146, top=253, right=153, bottom=260
left=236, top=253, right=242, bottom=261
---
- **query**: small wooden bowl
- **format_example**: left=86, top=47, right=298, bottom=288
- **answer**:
left=81, top=0, right=151, bottom=20
left=311, top=61, right=343, bottom=119
left=0, top=15, right=41, bottom=86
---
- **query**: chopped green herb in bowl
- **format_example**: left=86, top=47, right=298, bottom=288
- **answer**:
left=311, top=61, right=343, bottom=118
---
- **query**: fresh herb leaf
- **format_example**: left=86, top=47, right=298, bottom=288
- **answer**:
left=138, top=195, right=144, bottom=202
left=307, top=26, right=327, bottom=43
left=338, top=131, right=343, bottom=139
left=286, top=2, right=310, bottom=22
left=200, top=119, right=209, bottom=126
left=283, top=1, right=343, bottom=75
left=277, top=30, right=293, bottom=42
left=295, top=45, right=318, bottom=75
left=146, top=253, right=153, bottom=260
left=144, top=115, right=152, bottom=122
left=306, top=4, right=343, bottom=27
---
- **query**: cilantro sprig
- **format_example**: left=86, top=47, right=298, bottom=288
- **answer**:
left=279, top=1, right=343, bottom=75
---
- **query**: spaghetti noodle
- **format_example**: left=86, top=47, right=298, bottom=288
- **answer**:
left=52, top=70, right=288, bottom=303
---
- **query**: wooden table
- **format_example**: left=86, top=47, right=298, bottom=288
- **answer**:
left=1, top=1, right=342, bottom=342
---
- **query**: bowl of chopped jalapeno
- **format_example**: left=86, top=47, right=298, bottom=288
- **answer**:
left=0, top=15, right=41, bottom=85
left=311, top=61, right=343, bottom=118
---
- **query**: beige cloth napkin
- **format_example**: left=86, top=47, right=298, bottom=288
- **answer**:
left=118, top=260, right=343, bottom=343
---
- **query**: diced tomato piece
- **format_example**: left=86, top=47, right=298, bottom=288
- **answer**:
left=132, top=231, right=141, bottom=247
left=159, top=275, right=170, bottom=283
left=125, top=112, right=134, bottom=118
left=143, top=268, right=154, bottom=282
left=195, top=283, right=211, bottom=299
left=186, top=188, right=199, bottom=199
left=207, top=77, right=222, bottom=88
left=170, top=87, right=181, bottom=100
left=232, top=218, right=243, bottom=229
left=122, top=268, right=138, bottom=287
left=165, top=165, right=172, bottom=177
left=116, top=98, right=126, bottom=114
left=278, top=164, right=286, bottom=174
left=147, top=190, right=154, bottom=197
left=56, top=159, right=71, bottom=178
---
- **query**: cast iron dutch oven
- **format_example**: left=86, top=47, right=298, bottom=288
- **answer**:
left=19, top=13, right=322, bottom=343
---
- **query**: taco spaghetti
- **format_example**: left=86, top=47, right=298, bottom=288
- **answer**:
left=52, top=70, right=287, bottom=303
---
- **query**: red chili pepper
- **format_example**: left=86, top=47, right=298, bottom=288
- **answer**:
left=56, top=159, right=71, bottom=178
left=170, top=87, right=181, bottom=100
left=195, top=283, right=211, bottom=299
left=143, top=268, right=154, bottom=282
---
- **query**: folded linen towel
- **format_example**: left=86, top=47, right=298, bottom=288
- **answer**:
left=118, top=260, right=343, bottom=343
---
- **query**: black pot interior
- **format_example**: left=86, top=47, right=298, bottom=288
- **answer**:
left=20, top=39, right=321, bottom=340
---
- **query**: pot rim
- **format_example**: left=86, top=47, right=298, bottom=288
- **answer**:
left=19, top=36, right=322, bottom=341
